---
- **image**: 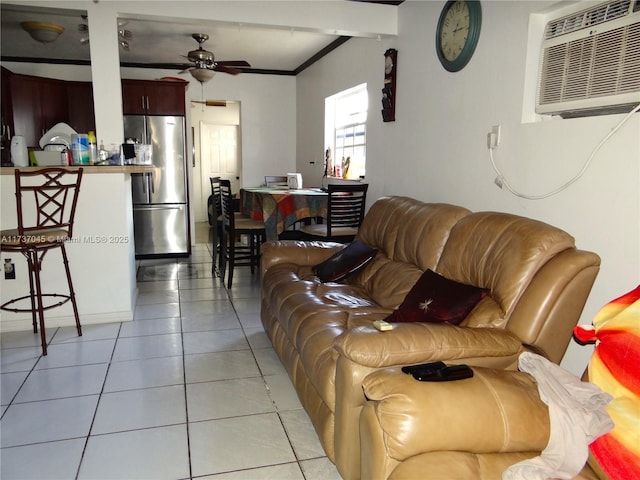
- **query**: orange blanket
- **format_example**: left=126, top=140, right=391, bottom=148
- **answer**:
left=574, top=286, right=640, bottom=480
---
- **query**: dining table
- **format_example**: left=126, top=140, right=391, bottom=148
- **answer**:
left=240, top=186, right=328, bottom=241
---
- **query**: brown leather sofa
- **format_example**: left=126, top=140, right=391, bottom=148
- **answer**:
left=360, top=367, right=607, bottom=479
left=260, top=196, right=600, bottom=480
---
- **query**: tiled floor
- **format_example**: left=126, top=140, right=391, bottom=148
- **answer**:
left=0, top=224, right=342, bottom=480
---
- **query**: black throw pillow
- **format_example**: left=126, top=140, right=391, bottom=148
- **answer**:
left=313, top=241, right=377, bottom=282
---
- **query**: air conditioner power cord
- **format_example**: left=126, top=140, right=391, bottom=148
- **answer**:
left=489, top=103, right=640, bottom=200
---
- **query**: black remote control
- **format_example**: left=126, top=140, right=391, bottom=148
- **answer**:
left=413, top=364, right=473, bottom=382
left=401, top=361, right=446, bottom=375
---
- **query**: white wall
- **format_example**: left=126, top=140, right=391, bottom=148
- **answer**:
left=295, top=0, right=640, bottom=376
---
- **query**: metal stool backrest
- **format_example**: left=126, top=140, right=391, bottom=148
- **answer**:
left=327, top=183, right=368, bottom=236
left=14, top=167, right=83, bottom=242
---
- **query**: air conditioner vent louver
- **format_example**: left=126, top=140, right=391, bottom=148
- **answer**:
left=545, top=0, right=631, bottom=39
left=537, top=0, right=640, bottom=118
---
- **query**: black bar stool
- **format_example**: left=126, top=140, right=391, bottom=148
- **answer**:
left=0, top=167, right=84, bottom=355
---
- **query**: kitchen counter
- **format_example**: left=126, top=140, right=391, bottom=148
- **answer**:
left=0, top=165, right=154, bottom=175
left=1, top=167, right=141, bottom=332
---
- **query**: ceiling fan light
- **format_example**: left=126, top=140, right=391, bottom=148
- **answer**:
left=190, top=68, right=215, bottom=83
left=21, top=21, right=65, bottom=43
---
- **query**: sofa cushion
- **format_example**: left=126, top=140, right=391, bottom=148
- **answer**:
left=313, top=240, right=377, bottom=282
left=385, top=269, right=488, bottom=325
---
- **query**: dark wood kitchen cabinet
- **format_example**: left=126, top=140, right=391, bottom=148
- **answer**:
left=9, top=74, right=69, bottom=147
left=122, top=79, right=186, bottom=116
left=2, top=68, right=94, bottom=148
left=66, top=81, right=96, bottom=134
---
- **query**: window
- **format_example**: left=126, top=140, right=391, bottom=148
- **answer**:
left=325, top=83, right=368, bottom=179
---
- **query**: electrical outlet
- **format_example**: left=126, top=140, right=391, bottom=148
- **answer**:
left=4, top=258, right=16, bottom=279
left=487, top=125, right=501, bottom=149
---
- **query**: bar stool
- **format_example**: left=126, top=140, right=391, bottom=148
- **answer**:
left=0, top=167, right=84, bottom=355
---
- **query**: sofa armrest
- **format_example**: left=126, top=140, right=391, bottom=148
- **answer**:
left=359, top=367, right=550, bottom=478
left=335, top=322, right=524, bottom=368
left=260, top=240, right=344, bottom=274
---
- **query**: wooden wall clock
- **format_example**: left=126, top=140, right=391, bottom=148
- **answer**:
left=382, top=48, right=397, bottom=122
left=436, top=1, right=482, bottom=72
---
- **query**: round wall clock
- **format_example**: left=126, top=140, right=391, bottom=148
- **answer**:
left=436, top=1, right=482, bottom=72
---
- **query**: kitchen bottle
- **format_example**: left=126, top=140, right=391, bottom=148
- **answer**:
left=10, top=135, right=28, bottom=167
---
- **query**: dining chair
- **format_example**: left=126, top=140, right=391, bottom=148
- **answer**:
left=0, top=167, right=84, bottom=355
left=209, top=176, right=223, bottom=276
left=264, top=175, right=288, bottom=187
left=298, top=183, right=368, bottom=243
left=219, top=179, right=266, bottom=289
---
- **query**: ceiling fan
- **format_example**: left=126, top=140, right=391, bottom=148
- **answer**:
left=180, top=33, right=250, bottom=82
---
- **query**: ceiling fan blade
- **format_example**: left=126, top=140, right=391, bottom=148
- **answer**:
left=216, top=60, right=251, bottom=67
left=213, top=64, right=243, bottom=75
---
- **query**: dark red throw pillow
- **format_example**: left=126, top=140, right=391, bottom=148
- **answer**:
left=386, top=269, right=488, bottom=325
left=313, top=241, right=377, bottom=282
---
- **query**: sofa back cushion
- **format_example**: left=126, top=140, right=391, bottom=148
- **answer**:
left=435, top=212, right=576, bottom=329
left=355, top=197, right=470, bottom=309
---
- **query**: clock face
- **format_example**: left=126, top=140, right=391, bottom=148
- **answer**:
left=436, top=1, right=482, bottom=72
left=440, top=1, right=470, bottom=62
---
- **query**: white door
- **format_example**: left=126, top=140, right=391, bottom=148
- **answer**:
left=199, top=122, right=241, bottom=219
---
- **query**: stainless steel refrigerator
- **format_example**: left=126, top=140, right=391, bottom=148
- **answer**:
left=124, top=115, right=190, bottom=257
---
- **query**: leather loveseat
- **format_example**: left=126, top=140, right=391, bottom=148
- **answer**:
left=260, top=196, right=600, bottom=480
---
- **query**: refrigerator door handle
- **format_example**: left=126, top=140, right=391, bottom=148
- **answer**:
left=148, top=172, right=155, bottom=195
left=135, top=204, right=183, bottom=211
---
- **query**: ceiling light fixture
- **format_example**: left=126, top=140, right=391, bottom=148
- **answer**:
left=21, top=21, right=65, bottom=43
left=189, top=68, right=215, bottom=83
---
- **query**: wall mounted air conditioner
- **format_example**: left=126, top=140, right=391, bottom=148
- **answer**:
left=536, top=0, right=640, bottom=118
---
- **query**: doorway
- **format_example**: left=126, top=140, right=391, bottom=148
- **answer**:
left=190, top=101, right=241, bottom=223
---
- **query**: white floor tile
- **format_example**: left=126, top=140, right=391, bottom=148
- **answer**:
left=199, top=462, right=305, bottom=479
left=189, top=413, right=296, bottom=477
left=179, top=287, right=228, bottom=302
left=112, top=333, right=182, bottom=362
left=0, top=438, right=85, bottom=480
left=279, top=409, right=327, bottom=460
left=92, top=384, right=186, bottom=434
left=253, top=347, right=288, bottom=376
left=182, top=328, right=249, bottom=355
left=0, top=395, right=99, bottom=447
left=264, top=374, right=303, bottom=411
left=180, top=300, right=235, bottom=318
left=134, top=302, right=180, bottom=320
left=184, top=350, right=260, bottom=384
left=299, top=457, right=342, bottom=480
left=136, top=289, right=180, bottom=305
left=244, top=327, right=273, bottom=350
left=50, top=322, right=121, bottom=343
left=15, top=363, right=108, bottom=402
left=0, top=345, right=42, bottom=374
left=1, top=371, right=28, bottom=406
left=78, top=424, right=190, bottom=480
left=177, top=277, right=218, bottom=290
left=136, top=279, right=178, bottom=293
left=34, top=339, right=115, bottom=369
left=187, top=377, right=274, bottom=422
left=103, top=355, right=184, bottom=392
left=0, top=328, right=56, bottom=349
left=118, top=316, right=182, bottom=337
left=181, top=312, right=241, bottom=332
